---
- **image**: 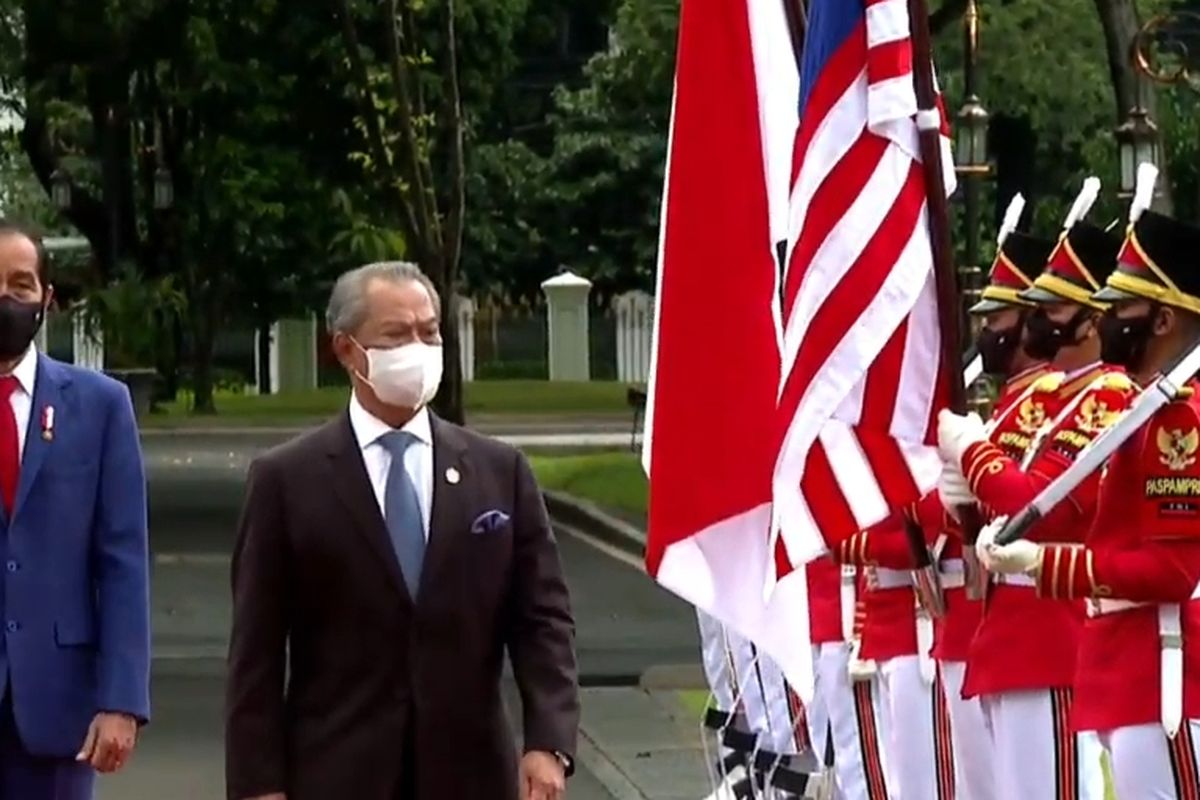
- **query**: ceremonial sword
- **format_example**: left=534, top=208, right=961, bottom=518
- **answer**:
left=995, top=340, right=1200, bottom=546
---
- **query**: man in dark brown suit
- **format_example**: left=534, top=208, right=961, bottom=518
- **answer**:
left=225, top=262, right=580, bottom=800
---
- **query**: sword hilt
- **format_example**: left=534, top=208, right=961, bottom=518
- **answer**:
left=994, top=506, right=1042, bottom=547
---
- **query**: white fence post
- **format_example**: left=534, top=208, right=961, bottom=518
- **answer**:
left=71, top=303, right=105, bottom=371
left=614, top=290, right=653, bottom=383
left=541, top=272, right=592, bottom=381
left=454, top=295, right=476, bottom=382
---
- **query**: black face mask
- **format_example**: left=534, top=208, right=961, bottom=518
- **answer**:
left=1024, top=307, right=1090, bottom=361
left=0, top=296, right=44, bottom=361
left=1099, top=309, right=1157, bottom=371
left=977, top=324, right=1022, bottom=376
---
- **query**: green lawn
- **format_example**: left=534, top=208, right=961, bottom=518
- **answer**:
left=143, top=380, right=638, bottom=427
left=677, top=689, right=712, bottom=719
left=529, top=451, right=648, bottom=516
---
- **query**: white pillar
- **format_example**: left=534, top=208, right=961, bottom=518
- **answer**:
left=35, top=311, right=49, bottom=353
left=614, top=290, right=653, bottom=383
left=271, top=316, right=318, bottom=393
left=540, top=272, right=592, bottom=382
left=453, top=295, right=476, bottom=383
left=71, top=303, right=105, bottom=371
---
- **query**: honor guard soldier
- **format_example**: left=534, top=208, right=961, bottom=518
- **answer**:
left=983, top=176, right=1200, bottom=798
left=840, top=194, right=1058, bottom=800
left=804, top=557, right=886, bottom=800
left=936, top=177, right=1132, bottom=800
left=923, top=194, right=1058, bottom=800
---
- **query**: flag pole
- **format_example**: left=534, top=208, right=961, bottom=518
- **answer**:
left=906, top=0, right=987, bottom=601
left=781, top=0, right=807, bottom=70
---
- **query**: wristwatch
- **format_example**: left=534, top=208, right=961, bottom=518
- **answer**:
left=553, top=750, right=574, bottom=776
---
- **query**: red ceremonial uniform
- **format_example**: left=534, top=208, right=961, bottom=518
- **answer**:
left=958, top=364, right=1138, bottom=697
left=807, top=556, right=845, bottom=645
left=1038, top=388, right=1200, bottom=732
left=910, top=363, right=1054, bottom=661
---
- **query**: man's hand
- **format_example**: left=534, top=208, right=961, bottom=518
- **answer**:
left=973, top=516, right=1005, bottom=564
left=937, top=465, right=974, bottom=517
left=521, top=751, right=566, bottom=800
left=982, top=539, right=1042, bottom=575
left=76, top=712, right=138, bottom=773
left=937, top=409, right=988, bottom=467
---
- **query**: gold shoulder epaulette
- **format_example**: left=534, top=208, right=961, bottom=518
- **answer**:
left=1098, top=372, right=1135, bottom=392
left=1032, top=372, right=1066, bottom=393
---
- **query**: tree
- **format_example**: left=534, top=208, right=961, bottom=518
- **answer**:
left=1, top=0, right=361, bottom=411
left=332, top=0, right=508, bottom=424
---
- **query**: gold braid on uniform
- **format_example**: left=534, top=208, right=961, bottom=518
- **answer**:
left=838, top=531, right=870, bottom=566
left=964, top=442, right=1006, bottom=495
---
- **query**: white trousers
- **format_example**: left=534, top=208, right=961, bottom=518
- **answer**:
left=878, top=655, right=953, bottom=800
left=981, top=688, right=1105, bottom=800
left=809, top=643, right=891, bottom=800
left=940, top=660, right=995, bottom=800
left=1099, top=721, right=1200, bottom=799
left=728, top=629, right=804, bottom=756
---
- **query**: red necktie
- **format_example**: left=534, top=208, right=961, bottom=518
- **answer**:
left=0, top=376, right=20, bottom=514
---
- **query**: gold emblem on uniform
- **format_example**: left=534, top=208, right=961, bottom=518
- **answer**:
left=1016, top=398, right=1046, bottom=434
left=1157, top=427, right=1199, bottom=472
left=1075, top=394, right=1120, bottom=435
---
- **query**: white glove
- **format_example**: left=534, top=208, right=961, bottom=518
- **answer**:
left=937, top=465, right=975, bottom=517
left=937, top=408, right=988, bottom=467
left=973, top=516, right=1005, bottom=566
left=982, top=539, right=1042, bottom=575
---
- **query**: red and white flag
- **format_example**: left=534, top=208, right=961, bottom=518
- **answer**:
left=641, top=0, right=812, bottom=694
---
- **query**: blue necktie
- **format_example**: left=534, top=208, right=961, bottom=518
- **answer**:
left=380, top=431, right=425, bottom=597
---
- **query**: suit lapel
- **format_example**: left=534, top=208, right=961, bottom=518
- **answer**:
left=324, top=413, right=412, bottom=602
left=419, top=415, right=470, bottom=599
left=13, top=357, right=67, bottom=519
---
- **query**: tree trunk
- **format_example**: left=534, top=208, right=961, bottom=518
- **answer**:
left=257, top=321, right=272, bottom=395
left=189, top=290, right=218, bottom=414
left=432, top=268, right=465, bottom=425
left=1093, top=0, right=1174, bottom=213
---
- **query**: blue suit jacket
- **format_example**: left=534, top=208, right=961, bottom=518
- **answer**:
left=0, top=355, right=150, bottom=757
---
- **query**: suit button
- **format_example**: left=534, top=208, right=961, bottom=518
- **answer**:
left=5, top=561, right=16, bottom=572
left=5, top=621, right=16, bottom=633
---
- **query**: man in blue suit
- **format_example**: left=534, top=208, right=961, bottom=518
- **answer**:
left=0, top=223, right=150, bottom=799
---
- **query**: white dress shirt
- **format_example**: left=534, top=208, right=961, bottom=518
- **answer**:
left=348, top=393, right=433, bottom=540
left=3, top=346, right=37, bottom=461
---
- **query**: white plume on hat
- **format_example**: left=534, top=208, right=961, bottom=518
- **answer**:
left=1062, top=176, right=1101, bottom=231
left=1130, top=162, right=1158, bottom=224
left=997, top=193, right=1025, bottom=247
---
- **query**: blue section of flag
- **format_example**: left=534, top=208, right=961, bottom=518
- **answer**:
left=797, top=0, right=864, bottom=114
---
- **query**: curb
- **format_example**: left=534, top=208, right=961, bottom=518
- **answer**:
left=543, top=490, right=646, bottom=560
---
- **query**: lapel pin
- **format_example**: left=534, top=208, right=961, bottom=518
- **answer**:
left=41, top=405, right=54, bottom=442
left=445, top=467, right=460, bottom=485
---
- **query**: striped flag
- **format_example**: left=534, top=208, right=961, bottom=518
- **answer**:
left=770, top=0, right=956, bottom=577
left=642, top=0, right=815, bottom=694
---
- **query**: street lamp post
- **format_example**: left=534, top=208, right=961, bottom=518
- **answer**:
left=1120, top=10, right=1198, bottom=196
left=50, top=168, right=71, bottom=211
left=955, top=0, right=990, bottom=325
left=1114, top=105, right=1161, bottom=197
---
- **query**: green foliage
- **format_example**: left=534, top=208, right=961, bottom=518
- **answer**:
left=82, top=263, right=186, bottom=368
left=461, top=0, right=677, bottom=300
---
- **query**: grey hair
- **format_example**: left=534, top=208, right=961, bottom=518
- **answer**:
left=325, top=261, right=442, bottom=334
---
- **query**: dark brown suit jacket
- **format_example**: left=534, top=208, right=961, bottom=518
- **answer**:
left=224, top=412, right=579, bottom=800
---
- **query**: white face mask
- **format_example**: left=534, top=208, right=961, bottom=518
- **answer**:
left=355, top=341, right=443, bottom=409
